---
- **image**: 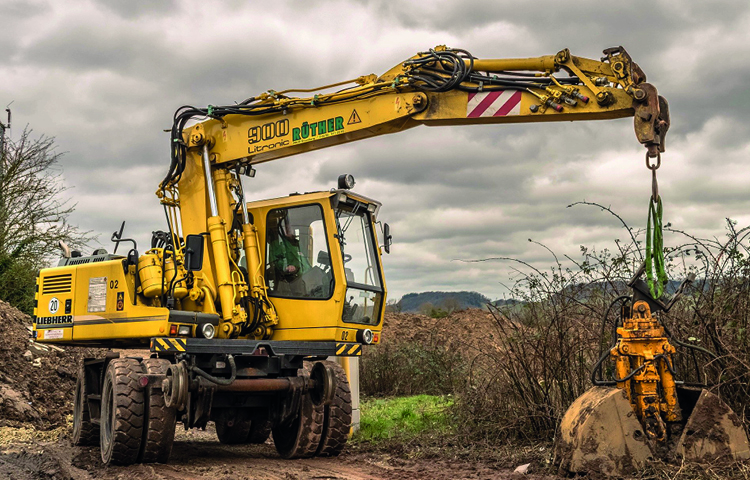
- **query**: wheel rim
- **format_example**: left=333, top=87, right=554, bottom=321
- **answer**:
left=101, top=376, right=114, bottom=456
left=72, top=378, right=83, bottom=438
left=273, top=416, right=301, bottom=454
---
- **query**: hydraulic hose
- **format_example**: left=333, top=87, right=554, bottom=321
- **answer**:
left=163, top=46, right=591, bottom=190
left=591, top=295, right=631, bottom=386
left=189, top=355, right=237, bottom=386
left=590, top=349, right=617, bottom=386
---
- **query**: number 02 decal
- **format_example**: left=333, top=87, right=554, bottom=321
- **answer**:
left=109, top=280, right=119, bottom=289
left=341, top=331, right=349, bottom=341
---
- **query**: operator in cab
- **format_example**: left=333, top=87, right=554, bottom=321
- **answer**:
left=266, top=210, right=311, bottom=295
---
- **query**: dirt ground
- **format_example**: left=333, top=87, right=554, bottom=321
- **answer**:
left=0, top=426, right=553, bottom=480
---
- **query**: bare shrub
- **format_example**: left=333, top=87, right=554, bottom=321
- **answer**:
left=361, top=331, right=467, bottom=397
left=662, top=219, right=750, bottom=426
left=0, top=128, right=91, bottom=313
left=456, top=239, right=638, bottom=441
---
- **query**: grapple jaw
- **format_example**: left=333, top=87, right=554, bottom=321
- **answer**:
left=555, top=387, right=651, bottom=477
left=556, top=387, right=750, bottom=477
left=675, top=389, right=750, bottom=463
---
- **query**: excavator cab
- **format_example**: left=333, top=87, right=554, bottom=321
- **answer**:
left=246, top=187, right=386, bottom=343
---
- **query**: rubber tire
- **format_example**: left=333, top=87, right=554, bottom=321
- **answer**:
left=246, top=415, right=273, bottom=444
left=100, top=358, right=145, bottom=465
left=215, top=409, right=253, bottom=445
left=272, top=363, right=324, bottom=459
left=139, top=358, right=177, bottom=463
left=72, top=367, right=98, bottom=446
left=316, top=361, right=352, bottom=456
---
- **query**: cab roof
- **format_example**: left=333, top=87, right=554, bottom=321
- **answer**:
left=245, top=189, right=381, bottom=211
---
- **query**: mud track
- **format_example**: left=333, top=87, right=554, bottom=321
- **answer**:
left=0, top=426, right=550, bottom=480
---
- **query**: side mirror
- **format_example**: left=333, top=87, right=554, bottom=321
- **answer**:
left=317, top=250, right=331, bottom=267
left=383, top=223, right=392, bottom=254
left=185, top=235, right=205, bottom=272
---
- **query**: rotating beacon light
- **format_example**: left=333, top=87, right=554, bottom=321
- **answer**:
left=338, top=174, right=355, bottom=190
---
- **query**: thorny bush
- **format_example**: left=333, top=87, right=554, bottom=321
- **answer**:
left=361, top=203, right=750, bottom=447
left=360, top=333, right=467, bottom=397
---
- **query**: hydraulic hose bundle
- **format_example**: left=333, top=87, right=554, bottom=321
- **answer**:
left=162, top=47, right=598, bottom=190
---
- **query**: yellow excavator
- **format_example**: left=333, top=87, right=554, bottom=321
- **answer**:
left=31, top=45, right=744, bottom=474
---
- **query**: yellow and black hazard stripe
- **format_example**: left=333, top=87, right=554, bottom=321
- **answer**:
left=335, top=342, right=362, bottom=356
left=151, top=337, right=188, bottom=352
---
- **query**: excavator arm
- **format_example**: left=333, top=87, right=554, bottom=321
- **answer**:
left=166, top=45, right=669, bottom=178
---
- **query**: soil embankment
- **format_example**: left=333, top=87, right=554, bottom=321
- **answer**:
left=0, top=300, right=107, bottom=430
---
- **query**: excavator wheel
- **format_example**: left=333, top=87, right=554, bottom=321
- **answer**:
left=555, top=387, right=652, bottom=477
left=139, top=358, right=177, bottom=463
left=215, top=408, right=253, bottom=444
left=100, top=358, right=145, bottom=465
left=315, top=360, right=352, bottom=457
left=246, top=413, right=273, bottom=444
left=272, top=362, right=324, bottom=459
left=72, top=366, right=98, bottom=446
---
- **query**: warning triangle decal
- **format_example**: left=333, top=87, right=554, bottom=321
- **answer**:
left=348, top=109, right=362, bottom=125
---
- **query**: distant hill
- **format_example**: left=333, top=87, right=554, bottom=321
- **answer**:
left=491, top=298, right=523, bottom=307
left=398, top=291, right=493, bottom=313
left=396, top=279, right=692, bottom=314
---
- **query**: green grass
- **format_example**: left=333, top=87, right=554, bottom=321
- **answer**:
left=352, top=394, right=553, bottom=466
left=354, top=394, right=454, bottom=445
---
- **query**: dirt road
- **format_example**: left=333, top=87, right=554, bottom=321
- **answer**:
left=0, top=426, right=552, bottom=480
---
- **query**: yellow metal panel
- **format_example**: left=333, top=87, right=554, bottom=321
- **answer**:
left=35, top=260, right=171, bottom=345
left=34, top=267, right=77, bottom=343
left=191, top=92, right=422, bottom=166
left=36, top=326, right=73, bottom=342
left=272, top=327, right=379, bottom=345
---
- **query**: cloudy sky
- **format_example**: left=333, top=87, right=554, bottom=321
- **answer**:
left=2, top=0, right=749, bottom=301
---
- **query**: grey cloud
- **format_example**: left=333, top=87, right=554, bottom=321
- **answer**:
left=2, top=0, right=750, bottom=300
left=97, top=0, right=178, bottom=19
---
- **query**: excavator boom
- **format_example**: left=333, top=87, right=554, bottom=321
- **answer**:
left=171, top=46, right=668, bottom=173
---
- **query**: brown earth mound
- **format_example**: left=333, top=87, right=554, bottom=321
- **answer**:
left=380, top=309, right=499, bottom=350
left=359, top=309, right=503, bottom=396
left=0, top=300, right=106, bottom=430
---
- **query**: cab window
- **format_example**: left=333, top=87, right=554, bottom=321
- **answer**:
left=335, top=208, right=384, bottom=325
left=265, top=204, right=334, bottom=299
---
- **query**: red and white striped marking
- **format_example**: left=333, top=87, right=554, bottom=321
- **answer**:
left=467, top=90, right=522, bottom=118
